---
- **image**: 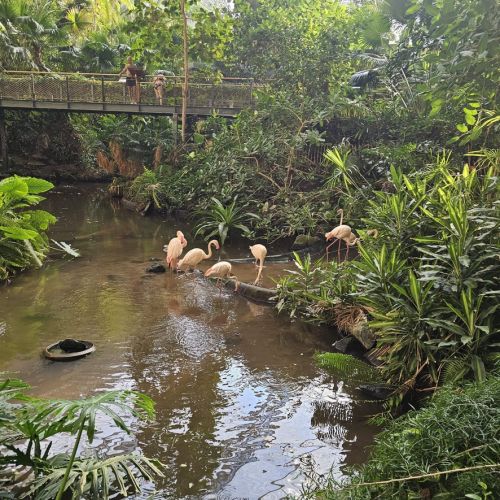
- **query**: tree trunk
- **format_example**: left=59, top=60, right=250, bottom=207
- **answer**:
left=180, top=0, right=189, bottom=143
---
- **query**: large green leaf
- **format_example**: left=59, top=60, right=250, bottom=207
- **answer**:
left=23, top=177, right=54, bottom=194
left=0, top=226, right=39, bottom=240
left=24, top=454, right=165, bottom=500
left=0, top=176, right=28, bottom=198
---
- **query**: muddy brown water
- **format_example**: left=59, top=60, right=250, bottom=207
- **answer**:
left=0, top=184, right=378, bottom=499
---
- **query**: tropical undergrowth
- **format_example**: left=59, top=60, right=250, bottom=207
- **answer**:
left=0, top=376, right=164, bottom=499
left=276, top=147, right=500, bottom=398
left=316, top=378, right=500, bottom=499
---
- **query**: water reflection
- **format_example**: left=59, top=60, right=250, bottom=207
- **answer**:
left=0, top=185, right=378, bottom=498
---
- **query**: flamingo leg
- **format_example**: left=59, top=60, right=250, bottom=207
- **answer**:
left=326, top=239, right=338, bottom=262
left=337, top=239, right=342, bottom=262
left=345, top=243, right=350, bottom=262
left=254, top=265, right=263, bottom=285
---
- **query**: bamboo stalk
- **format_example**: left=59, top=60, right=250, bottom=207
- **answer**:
left=341, top=463, right=500, bottom=490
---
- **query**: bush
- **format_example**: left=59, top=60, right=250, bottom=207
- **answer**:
left=321, top=378, right=500, bottom=499
left=0, top=176, right=57, bottom=280
left=277, top=147, right=500, bottom=400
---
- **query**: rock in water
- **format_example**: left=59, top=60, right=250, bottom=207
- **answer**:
left=292, top=234, right=320, bottom=250
left=146, top=263, right=166, bottom=273
left=333, top=336, right=363, bottom=354
left=358, top=384, right=397, bottom=400
left=59, top=338, right=87, bottom=352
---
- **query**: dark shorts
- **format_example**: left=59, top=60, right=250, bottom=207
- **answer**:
left=126, top=78, right=136, bottom=87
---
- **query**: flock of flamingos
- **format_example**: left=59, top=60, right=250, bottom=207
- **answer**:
left=163, top=231, right=264, bottom=292
left=163, top=209, right=369, bottom=292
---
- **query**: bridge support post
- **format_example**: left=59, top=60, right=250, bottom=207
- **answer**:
left=172, top=113, right=178, bottom=146
left=0, top=108, right=8, bottom=170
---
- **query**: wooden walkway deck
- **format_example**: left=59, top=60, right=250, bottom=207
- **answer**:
left=0, top=71, right=255, bottom=117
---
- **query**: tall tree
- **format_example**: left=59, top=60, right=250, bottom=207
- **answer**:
left=180, top=0, right=189, bottom=142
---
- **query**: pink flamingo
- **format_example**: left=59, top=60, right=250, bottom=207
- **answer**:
left=164, top=230, right=187, bottom=270
left=204, top=261, right=239, bottom=294
left=249, top=244, right=267, bottom=284
left=325, top=209, right=355, bottom=262
left=178, top=240, right=220, bottom=271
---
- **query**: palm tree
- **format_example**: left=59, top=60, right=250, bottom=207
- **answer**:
left=0, top=0, right=62, bottom=71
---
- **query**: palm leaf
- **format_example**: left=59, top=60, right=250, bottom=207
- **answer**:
left=442, top=357, right=469, bottom=385
left=314, top=352, right=380, bottom=382
left=31, top=390, right=155, bottom=442
left=24, top=454, right=165, bottom=500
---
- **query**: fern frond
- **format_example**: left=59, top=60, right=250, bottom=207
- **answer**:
left=314, top=352, right=379, bottom=382
left=442, top=357, right=469, bottom=385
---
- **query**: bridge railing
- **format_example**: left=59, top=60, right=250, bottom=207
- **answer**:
left=0, top=71, right=255, bottom=110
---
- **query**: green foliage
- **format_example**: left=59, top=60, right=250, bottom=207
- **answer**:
left=277, top=145, right=499, bottom=398
left=276, top=253, right=358, bottom=325
left=322, top=378, right=500, bottom=499
left=0, top=175, right=56, bottom=280
left=71, top=113, right=175, bottom=170
left=0, top=0, right=62, bottom=71
left=228, top=0, right=358, bottom=96
left=194, top=197, right=257, bottom=246
left=353, top=155, right=499, bottom=390
left=128, top=168, right=163, bottom=207
left=0, top=376, right=164, bottom=499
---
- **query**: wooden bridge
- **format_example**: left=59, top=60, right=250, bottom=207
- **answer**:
left=0, top=71, right=256, bottom=167
left=0, top=71, right=254, bottom=116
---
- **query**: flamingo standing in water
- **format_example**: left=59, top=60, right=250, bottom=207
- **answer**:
left=249, top=244, right=267, bottom=284
left=164, top=230, right=187, bottom=270
left=205, top=261, right=239, bottom=294
left=178, top=240, right=220, bottom=271
left=325, top=209, right=355, bottom=262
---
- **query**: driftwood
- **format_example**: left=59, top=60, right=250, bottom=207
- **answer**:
left=220, top=278, right=277, bottom=304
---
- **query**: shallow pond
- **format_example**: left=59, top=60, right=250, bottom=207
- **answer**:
left=0, top=184, right=378, bottom=499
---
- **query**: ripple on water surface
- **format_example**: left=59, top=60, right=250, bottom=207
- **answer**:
left=0, top=185, right=378, bottom=499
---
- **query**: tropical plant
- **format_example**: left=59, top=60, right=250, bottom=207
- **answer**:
left=352, top=154, right=499, bottom=394
left=194, top=197, right=257, bottom=246
left=128, top=168, right=164, bottom=207
left=314, top=352, right=379, bottom=383
left=0, top=376, right=165, bottom=499
left=276, top=253, right=359, bottom=327
left=0, top=0, right=63, bottom=71
left=0, top=175, right=57, bottom=280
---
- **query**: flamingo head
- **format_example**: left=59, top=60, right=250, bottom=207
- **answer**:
left=325, top=231, right=333, bottom=241
left=210, top=240, right=220, bottom=250
left=176, top=231, right=186, bottom=244
left=336, top=208, right=343, bottom=216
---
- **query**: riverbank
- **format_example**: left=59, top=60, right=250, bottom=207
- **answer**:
left=1, top=155, right=109, bottom=182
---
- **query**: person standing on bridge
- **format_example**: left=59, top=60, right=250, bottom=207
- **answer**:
left=153, top=73, right=166, bottom=105
left=120, top=56, right=139, bottom=104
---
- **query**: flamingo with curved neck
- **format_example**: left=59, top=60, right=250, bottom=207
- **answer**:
left=178, top=240, right=220, bottom=271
